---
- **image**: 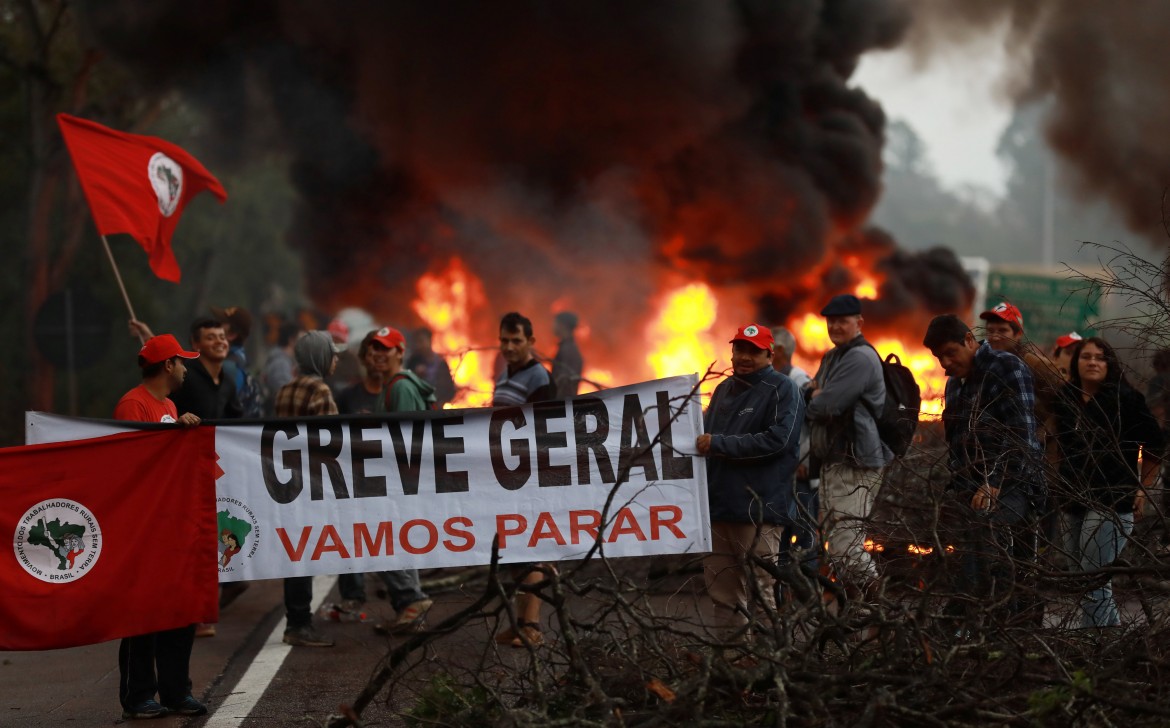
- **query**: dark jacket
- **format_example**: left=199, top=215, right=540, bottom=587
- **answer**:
left=171, top=357, right=241, bottom=420
left=1053, top=382, right=1164, bottom=514
left=704, top=365, right=803, bottom=524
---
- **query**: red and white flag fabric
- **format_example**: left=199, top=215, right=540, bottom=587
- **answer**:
left=56, top=113, right=228, bottom=283
left=0, top=428, right=219, bottom=651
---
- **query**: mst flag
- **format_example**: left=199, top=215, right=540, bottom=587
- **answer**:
left=57, top=113, right=228, bottom=282
left=0, top=428, right=219, bottom=651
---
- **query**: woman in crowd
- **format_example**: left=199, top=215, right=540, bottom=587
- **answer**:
left=1053, top=336, right=1163, bottom=628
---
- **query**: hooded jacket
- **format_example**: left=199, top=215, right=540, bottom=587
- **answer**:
left=704, top=365, right=803, bottom=524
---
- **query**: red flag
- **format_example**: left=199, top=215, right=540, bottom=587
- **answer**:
left=56, top=113, right=228, bottom=283
left=0, top=428, right=219, bottom=650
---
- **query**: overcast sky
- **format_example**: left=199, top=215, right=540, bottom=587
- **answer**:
left=855, top=35, right=1014, bottom=198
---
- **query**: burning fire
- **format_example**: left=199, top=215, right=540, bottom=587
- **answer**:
left=645, top=283, right=722, bottom=400
left=411, top=258, right=495, bottom=407
left=409, top=263, right=947, bottom=417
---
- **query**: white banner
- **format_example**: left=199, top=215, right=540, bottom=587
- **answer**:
left=26, top=376, right=710, bottom=581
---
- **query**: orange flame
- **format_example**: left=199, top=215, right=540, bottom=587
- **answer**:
left=645, top=283, right=721, bottom=399
left=411, top=258, right=494, bottom=407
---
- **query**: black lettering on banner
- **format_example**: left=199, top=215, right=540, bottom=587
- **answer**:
left=489, top=407, right=531, bottom=490
left=618, top=393, right=659, bottom=481
left=350, top=422, right=387, bottom=498
left=432, top=416, right=469, bottom=493
left=534, top=401, right=571, bottom=487
left=572, top=397, right=615, bottom=484
left=307, top=422, right=348, bottom=500
left=261, top=423, right=303, bottom=504
left=656, top=390, right=694, bottom=480
left=388, top=419, right=427, bottom=495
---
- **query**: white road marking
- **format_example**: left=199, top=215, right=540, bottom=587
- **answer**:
left=203, top=575, right=337, bottom=727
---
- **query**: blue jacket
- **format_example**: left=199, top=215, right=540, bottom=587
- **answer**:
left=704, top=365, right=803, bottom=524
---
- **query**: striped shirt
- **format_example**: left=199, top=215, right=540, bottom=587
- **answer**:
left=493, top=359, right=555, bottom=407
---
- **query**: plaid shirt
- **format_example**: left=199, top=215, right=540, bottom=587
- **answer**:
left=943, top=341, right=1043, bottom=497
left=275, top=376, right=338, bottom=417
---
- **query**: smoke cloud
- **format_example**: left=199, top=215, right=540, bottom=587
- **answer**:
left=901, top=0, right=1170, bottom=245
left=77, top=1, right=977, bottom=369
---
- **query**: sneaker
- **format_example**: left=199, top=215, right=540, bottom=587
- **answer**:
left=121, top=699, right=169, bottom=719
left=323, top=601, right=368, bottom=623
left=194, top=622, right=217, bottom=638
left=282, top=624, right=334, bottom=647
left=163, top=695, right=208, bottom=716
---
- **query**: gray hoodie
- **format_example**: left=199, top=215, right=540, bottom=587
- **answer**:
left=294, top=331, right=336, bottom=379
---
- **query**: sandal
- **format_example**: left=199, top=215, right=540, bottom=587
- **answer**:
left=495, top=621, right=544, bottom=648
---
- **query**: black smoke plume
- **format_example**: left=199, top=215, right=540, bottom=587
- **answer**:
left=77, top=0, right=973, bottom=369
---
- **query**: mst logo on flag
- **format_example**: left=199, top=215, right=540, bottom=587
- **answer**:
left=0, top=428, right=219, bottom=651
left=56, top=113, right=227, bottom=282
left=147, top=152, right=183, bottom=217
left=13, top=498, right=102, bottom=583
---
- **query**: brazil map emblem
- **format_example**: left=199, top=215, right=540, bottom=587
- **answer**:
left=13, top=498, right=101, bottom=583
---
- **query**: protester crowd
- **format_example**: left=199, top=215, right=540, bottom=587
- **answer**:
left=109, top=294, right=1169, bottom=719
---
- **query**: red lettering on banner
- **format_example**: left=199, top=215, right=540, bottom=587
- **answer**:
left=606, top=507, right=647, bottom=543
left=354, top=521, right=394, bottom=557
left=312, top=524, right=351, bottom=560
left=443, top=517, right=475, bottom=552
left=528, top=512, right=567, bottom=547
left=495, top=514, right=527, bottom=549
left=569, top=510, right=601, bottom=544
left=649, top=505, right=685, bottom=539
left=401, top=519, right=438, bottom=554
left=276, top=526, right=313, bottom=561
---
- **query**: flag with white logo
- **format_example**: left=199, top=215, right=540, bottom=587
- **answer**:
left=57, top=113, right=228, bottom=283
left=0, top=428, right=219, bottom=650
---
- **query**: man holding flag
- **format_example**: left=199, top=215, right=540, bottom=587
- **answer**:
left=114, top=334, right=208, bottom=719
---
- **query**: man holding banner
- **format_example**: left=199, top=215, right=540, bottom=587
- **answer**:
left=696, top=324, right=802, bottom=644
left=114, top=334, right=208, bottom=720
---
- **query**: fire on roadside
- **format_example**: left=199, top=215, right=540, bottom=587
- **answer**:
left=409, top=260, right=949, bottom=416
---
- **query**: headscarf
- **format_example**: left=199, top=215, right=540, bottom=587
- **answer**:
left=294, top=330, right=336, bottom=379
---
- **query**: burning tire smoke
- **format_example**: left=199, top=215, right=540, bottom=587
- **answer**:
left=77, top=0, right=975, bottom=385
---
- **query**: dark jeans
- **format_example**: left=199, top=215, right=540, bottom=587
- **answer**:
left=336, top=570, right=429, bottom=612
left=949, top=489, right=1037, bottom=624
left=284, top=576, right=314, bottom=629
left=118, top=624, right=196, bottom=709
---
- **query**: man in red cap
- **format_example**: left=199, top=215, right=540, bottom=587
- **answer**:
left=695, top=323, right=802, bottom=646
left=113, top=335, right=206, bottom=719
left=331, top=326, right=435, bottom=633
left=1051, top=331, right=1083, bottom=381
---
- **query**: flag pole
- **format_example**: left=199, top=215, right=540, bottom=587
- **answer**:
left=99, top=235, right=145, bottom=344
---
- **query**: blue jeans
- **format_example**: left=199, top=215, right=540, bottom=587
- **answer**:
left=1066, top=508, right=1133, bottom=628
left=336, top=570, right=428, bottom=612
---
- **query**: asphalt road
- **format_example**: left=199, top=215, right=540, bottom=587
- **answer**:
left=1, top=560, right=688, bottom=727
left=1, top=574, right=489, bottom=727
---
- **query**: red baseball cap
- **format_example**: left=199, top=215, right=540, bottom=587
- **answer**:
left=139, top=334, right=199, bottom=366
left=371, top=326, right=405, bottom=349
left=979, top=302, right=1025, bottom=331
left=327, top=316, right=350, bottom=344
left=730, top=324, right=774, bottom=353
left=1054, top=331, right=1083, bottom=350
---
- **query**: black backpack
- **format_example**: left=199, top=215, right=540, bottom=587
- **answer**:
left=861, top=345, right=921, bottom=457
